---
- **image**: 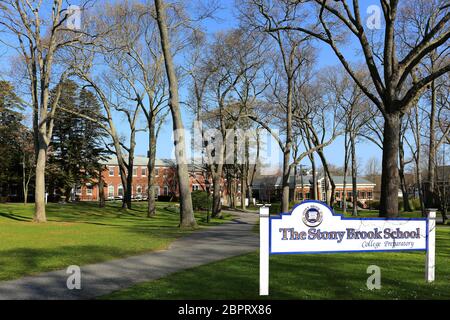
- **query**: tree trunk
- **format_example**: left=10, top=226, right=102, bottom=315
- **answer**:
left=351, top=134, right=358, bottom=217
left=125, top=130, right=137, bottom=210
left=147, top=120, right=157, bottom=217
left=426, top=80, right=437, bottom=209
left=415, top=162, right=425, bottom=216
left=125, top=157, right=133, bottom=210
left=212, top=174, right=222, bottom=218
left=118, top=165, right=129, bottom=209
left=155, top=0, right=196, bottom=228
left=281, top=148, right=291, bottom=213
left=317, top=150, right=335, bottom=207
left=309, top=154, right=317, bottom=200
left=343, top=132, right=349, bottom=213
left=399, top=129, right=412, bottom=212
left=34, top=144, right=47, bottom=222
left=98, top=171, right=105, bottom=208
left=241, top=166, right=246, bottom=210
left=23, top=186, right=29, bottom=205
left=22, top=158, right=28, bottom=205
left=379, top=114, right=400, bottom=217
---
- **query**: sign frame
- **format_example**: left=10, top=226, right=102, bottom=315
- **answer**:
left=259, top=200, right=437, bottom=296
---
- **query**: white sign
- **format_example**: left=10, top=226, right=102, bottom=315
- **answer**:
left=259, top=200, right=436, bottom=296
left=270, top=201, right=427, bottom=254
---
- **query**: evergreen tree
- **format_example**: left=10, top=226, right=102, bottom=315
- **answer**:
left=0, top=81, right=27, bottom=198
left=48, top=80, right=108, bottom=201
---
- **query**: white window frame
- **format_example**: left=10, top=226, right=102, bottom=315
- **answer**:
left=108, top=185, right=115, bottom=198
left=86, top=184, right=93, bottom=195
left=154, top=186, right=160, bottom=197
left=109, top=166, right=115, bottom=177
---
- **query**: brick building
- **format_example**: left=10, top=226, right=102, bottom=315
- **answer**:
left=253, top=174, right=376, bottom=207
left=76, top=156, right=227, bottom=203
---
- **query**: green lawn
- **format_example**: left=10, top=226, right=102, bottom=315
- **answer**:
left=104, top=225, right=450, bottom=300
left=0, top=201, right=231, bottom=281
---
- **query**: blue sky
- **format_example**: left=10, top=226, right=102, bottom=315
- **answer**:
left=144, top=0, right=383, bottom=172
left=0, top=0, right=383, bottom=172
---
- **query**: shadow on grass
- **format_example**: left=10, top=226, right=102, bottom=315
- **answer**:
left=106, top=250, right=450, bottom=300
left=0, top=212, right=32, bottom=222
left=0, top=245, right=135, bottom=282
left=105, top=226, right=450, bottom=300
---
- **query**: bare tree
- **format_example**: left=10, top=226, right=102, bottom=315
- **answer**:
left=154, top=0, right=196, bottom=227
left=293, top=72, right=342, bottom=208
left=0, top=0, right=98, bottom=221
left=97, top=1, right=169, bottom=215
left=243, top=0, right=450, bottom=217
left=323, top=68, right=374, bottom=215
left=199, top=29, right=264, bottom=217
left=240, top=4, right=332, bottom=212
left=405, top=104, right=426, bottom=215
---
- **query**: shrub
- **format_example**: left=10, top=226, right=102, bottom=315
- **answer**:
left=269, top=203, right=281, bottom=215
left=410, top=198, right=422, bottom=211
left=398, top=198, right=422, bottom=212
left=367, top=200, right=380, bottom=210
left=289, top=200, right=299, bottom=209
left=191, top=191, right=210, bottom=211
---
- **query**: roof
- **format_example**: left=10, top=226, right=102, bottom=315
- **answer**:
left=101, top=155, right=175, bottom=167
left=253, top=174, right=376, bottom=189
left=101, top=155, right=206, bottom=172
left=328, top=176, right=376, bottom=185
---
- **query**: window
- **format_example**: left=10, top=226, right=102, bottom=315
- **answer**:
left=155, top=168, right=159, bottom=176
left=321, top=180, right=326, bottom=192
left=361, top=192, right=366, bottom=199
left=164, top=186, right=169, bottom=196
left=154, top=186, right=160, bottom=198
left=133, top=167, right=138, bottom=177
left=192, top=184, right=200, bottom=191
left=86, top=184, right=93, bottom=195
left=108, top=186, right=114, bottom=198
left=109, top=167, right=115, bottom=176
left=136, top=186, right=142, bottom=195
left=118, top=185, right=124, bottom=198
left=141, top=168, right=146, bottom=176
left=367, top=191, right=373, bottom=200
left=76, top=187, right=82, bottom=195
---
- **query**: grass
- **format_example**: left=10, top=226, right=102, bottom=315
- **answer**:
left=0, top=201, right=232, bottom=281
left=104, top=225, right=450, bottom=300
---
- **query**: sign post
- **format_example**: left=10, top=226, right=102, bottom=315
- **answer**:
left=425, top=209, right=436, bottom=283
left=259, top=200, right=436, bottom=296
left=259, top=204, right=270, bottom=296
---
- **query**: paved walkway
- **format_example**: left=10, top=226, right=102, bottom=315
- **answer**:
left=0, top=211, right=258, bottom=300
